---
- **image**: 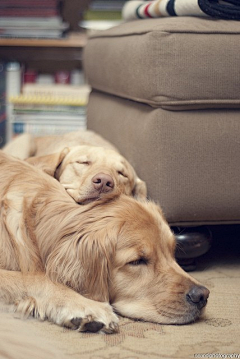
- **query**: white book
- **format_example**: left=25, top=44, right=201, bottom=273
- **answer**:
left=22, top=84, right=90, bottom=98
left=12, top=114, right=86, bottom=123
left=13, top=123, right=86, bottom=136
left=0, top=17, right=63, bottom=27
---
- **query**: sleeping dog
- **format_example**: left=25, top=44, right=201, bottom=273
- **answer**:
left=3, top=131, right=147, bottom=203
left=0, top=151, right=209, bottom=334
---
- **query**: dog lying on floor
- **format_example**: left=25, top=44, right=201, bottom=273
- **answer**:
left=0, top=150, right=209, bottom=334
left=3, top=131, right=147, bottom=203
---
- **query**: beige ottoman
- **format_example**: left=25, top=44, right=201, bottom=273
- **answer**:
left=83, top=17, right=240, bottom=265
left=84, top=17, right=240, bottom=224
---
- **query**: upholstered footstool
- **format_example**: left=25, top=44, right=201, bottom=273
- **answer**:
left=83, top=17, right=240, bottom=267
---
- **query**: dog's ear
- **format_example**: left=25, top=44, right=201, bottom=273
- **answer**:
left=132, top=177, right=147, bottom=199
left=47, top=231, right=114, bottom=302
left=26, top=147, right=70, bottom=177
left=78, top=233, right=115, bottom=302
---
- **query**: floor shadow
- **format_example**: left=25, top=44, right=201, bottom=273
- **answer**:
left=195, top=224, right=240, bottom=271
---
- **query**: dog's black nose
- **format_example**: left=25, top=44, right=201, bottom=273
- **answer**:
left=92, top=173, right=114, bottom=192
left=186, top=285, right=209, bottom=309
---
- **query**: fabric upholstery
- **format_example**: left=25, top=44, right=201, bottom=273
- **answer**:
left=84, top=17, right=240, bottom=110
left=87, top=91, right=240, bottom=226
left=84, top=17, right=240, bottom=226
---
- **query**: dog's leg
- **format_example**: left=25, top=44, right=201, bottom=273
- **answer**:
left=0, top=269, right=119, bottom=334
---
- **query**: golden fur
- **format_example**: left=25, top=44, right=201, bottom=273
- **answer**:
left=26, top=145, right=146, bottom=203
left=3, top=131, right=147, bottom=203
left=0, top=151, right=209, bottom=334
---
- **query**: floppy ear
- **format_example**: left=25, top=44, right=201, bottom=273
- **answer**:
left=132, top=177, right=147, bottom=199
left=26, top=147, right=70, bottom=177
left=45, top=231, right=114, bottom=303
left=78, top=234, right=115, bottom=302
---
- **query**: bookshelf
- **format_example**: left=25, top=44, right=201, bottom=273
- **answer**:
left=0, top=32, right=88, bottom=64
left=0, top=32, right=89, bottom=144
left=0, top=33, right=87, bottom=48
left=0, top=0, right=92, bottom=144
left=0, top=0, right=90, bottom=65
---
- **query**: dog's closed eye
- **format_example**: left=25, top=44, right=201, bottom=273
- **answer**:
left=117, top=171, right=128, bottom=179
left=128, top=258, right=148, bottom=266
left=75, top=161, right=91, bottom=166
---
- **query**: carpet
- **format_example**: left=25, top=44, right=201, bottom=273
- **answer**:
left=0, top=225, right=240, bottom=359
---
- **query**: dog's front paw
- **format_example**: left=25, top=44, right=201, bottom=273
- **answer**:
left=63, top=302, right=119, bottom=334
left=66, top=314, right=119, bottom=334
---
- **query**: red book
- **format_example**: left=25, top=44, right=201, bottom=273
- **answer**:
left=0, top=0, right=59, bottom=8
left=0, top=9, right=59, bottom=17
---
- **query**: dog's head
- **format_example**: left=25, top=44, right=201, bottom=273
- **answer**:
left=45, top=195, right=209, bottom=325
left=27, top=146, right=147, bottom=203
left=107, top=200, right=209, bottom=325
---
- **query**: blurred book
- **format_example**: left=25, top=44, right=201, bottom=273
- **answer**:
left=4, top=61, right=89, bottom=139
left=8, top=85, right=90, bottom=137
left=10, top=101, right=87, bottom=137
left=0, top=17, right=63, bottom=27
left=12, top=115, right=86, bottom=136
left=80, top=0, right=126, bottom=32
left=0, top=62, right=6, bottom=147
left=22, top=83, right=90, bottom=102
left=84, top=0, right=125, bottom=20
left=0, top=23, right=68, bottom=39
left=0, top=0, right=60, bottom=10
left=0, top=0, right=69, bottom=39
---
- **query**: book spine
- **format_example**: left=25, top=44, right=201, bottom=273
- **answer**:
left=13, top=122, right=86, bottom=136
left=4, top=63, right=88, bottom=140
left=6, top=62, right=21, bottom=100
left=6, top=62, right=22, bottom=142
left=0, top=9, right=59, bottom=17
left=0, top=62, right=6, bottom=147
left=0, top=0, right=59, bottom=8
left=22, top=84, right=90, bottom=99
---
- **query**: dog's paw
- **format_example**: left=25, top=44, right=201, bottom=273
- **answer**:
left=63, top=303, right=119, bottom=334
left=66, top=315, right=119, bottom=334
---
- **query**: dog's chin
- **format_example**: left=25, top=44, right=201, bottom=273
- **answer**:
left=77, top=196, right=100, bottom=205
left=76, top=189, right=121, bottom=205
left=112, top=300, right=205, bottom=326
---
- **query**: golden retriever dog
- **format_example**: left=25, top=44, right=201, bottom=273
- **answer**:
left=26, top=145, right=146, bottom=204
left=0, top=151, right=209, bottom=334
left=3, top=131, right=147, bottom=203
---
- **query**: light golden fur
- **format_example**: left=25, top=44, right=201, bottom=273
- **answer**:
left=3, top=131, right=147, bottom=203
left=0, top=151, right=209, bottom=334
left=26, top=145, right=146, bottom=204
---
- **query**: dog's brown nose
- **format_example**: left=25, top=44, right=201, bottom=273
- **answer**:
left=92, top=173, right=114, bottom=192
left=186, top=285, right=209, bottom=309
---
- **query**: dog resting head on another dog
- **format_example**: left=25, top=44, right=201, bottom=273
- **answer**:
left=26, top=145, right=147, bottom=204
left=43, top=197, right=209, bottom=326
left=0, top=151, right=209, bottom=333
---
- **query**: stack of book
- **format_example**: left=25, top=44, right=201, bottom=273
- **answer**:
left=9, top=83, right=90, bottom=138
left=0, top=0, right=69, bottom=39
left=0, top=62, right=6, bottom=147
left=81, top=0, right=126, bottom=32
left=3, top=61, right=90, bottom=140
